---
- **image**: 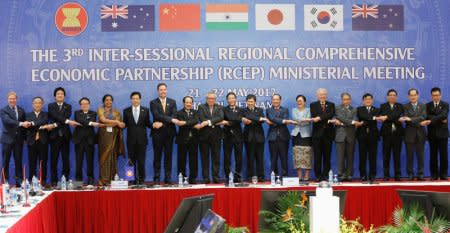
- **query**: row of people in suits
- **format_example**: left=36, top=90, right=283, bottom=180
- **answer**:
left=1, top=85, right=448, bottom=187
left=314, top=87, right=448, bottom=182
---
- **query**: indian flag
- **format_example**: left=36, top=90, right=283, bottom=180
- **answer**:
left=205, top=4, right=248, bottom=30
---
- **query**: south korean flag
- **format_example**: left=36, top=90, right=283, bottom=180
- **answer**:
left=304, top=5, right=343, bottom=31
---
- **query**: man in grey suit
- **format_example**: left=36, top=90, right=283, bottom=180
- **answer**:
left=333, top=93, right=362, bottom=181
left=400, top=88, right=427, bottom=181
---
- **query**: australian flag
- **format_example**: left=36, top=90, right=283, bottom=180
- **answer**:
left=101, top=5, right=155, bottom=32
left=352, top=4, right=403, bottom=31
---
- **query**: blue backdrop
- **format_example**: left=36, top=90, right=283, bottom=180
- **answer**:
left=1, top=0, right=449, bottom=183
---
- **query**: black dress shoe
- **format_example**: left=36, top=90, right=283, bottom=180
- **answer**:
left=213, top=178, right=220, bottom=184
left=164, top=180, right=173, bottom=185
left=408, top=175, right=414, bottom=181
left=361, top=176, right=367, bottom=182
left=383, top=176, right=390, bottom=181
left=440, top=176, right=448, bottom=181
left=431, top=176, right=438, bottom=181
left=87, top=178, right=94, bottom=185
left=204, top=179, right=211, bottom=184
left=188, top=179, right=197, bottom=184
left=417, top=176, right=425, bottom=181
left=394, top=176, right=401, bottom=181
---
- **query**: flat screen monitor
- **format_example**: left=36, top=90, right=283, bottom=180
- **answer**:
left=164, top=194, right=215, bottom=233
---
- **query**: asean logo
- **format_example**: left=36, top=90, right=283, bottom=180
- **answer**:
left=55, top=2, right=88, bottom=36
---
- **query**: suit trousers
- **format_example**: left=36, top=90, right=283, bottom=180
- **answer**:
left=269, top=140, right=289, bottom=177
left=312, top=137, right=332, bottom=180
left=335, top=138, right=355, bottom=179
left=75, top=141, right=94, bottom=181
left=128, top=142, right=147, bottom=183
left=358, top=138, right=378, bottom=179
left=405, top=137, right=425, bottom=177
left=245, top=141, right=265, bottom=180
left=429, top=137, right=448, bottom=178
left=28, top=142, right=48, bottom=182
left=177, top=142, right=198, bottom=182
left=50, top=136, right=70, bottom=183
left=200, top=140, right=221, bottom=181
left=2, top=141, right=23, bottom=184
left=152, top=137, right=173, bottom=182
left=382, top=135, right=402, bottom=177
left=223, top=138, right=243, bottom=180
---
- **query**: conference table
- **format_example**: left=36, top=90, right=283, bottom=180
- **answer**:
left=3, top=181, right=450, bottom=233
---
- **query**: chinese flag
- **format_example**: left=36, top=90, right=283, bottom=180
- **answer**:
left=159, top=4, right=201, bottom=31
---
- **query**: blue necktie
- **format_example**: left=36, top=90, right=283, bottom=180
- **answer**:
left=133, top=107, right=139, bottom=124
left=12, top=106, right=18, bottom=120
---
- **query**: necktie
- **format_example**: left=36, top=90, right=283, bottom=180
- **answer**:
left=12, top=106, right=18, bottom=120
left=367, top=106, right=371, bottom=113
left=133, top=107, right=139, bottom=124
left=321, top=103, right=325, bottom=112
left=161, top=100, right=166, bottom=113
left=58, top=104, right=63, bottom=111
left=390, top=104, right=394, bottom=110
left=35, top=112, right=40, bottom=141
left=435, top=103, right=438, bottom=109
left=210, top=107, right=213, bottom=115
left=413, top=104, right=417, bottom=112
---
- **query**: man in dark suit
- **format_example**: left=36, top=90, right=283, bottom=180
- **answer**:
left=356, top=93, right=380, bottom=182
left=242, top=94, right=269, bottom=182
left=73, top=97, right=101, bottom=185
left=150, top=83, right=178, bottom=184
left=425, top=87, right=448, bottom=180
left=1, top=91, right=29, bottom=186
left=400, top=88, right=427, bottom=181
left=48, top=87, right=79, bottom=186
left=174, top=96, right=199, bottom=184
left=310, top=88, right=335, bottom=181
left=123, top=92, right=152, bottom=185
left=26, top=97, right=49, bottom=184
left=334, top=93, right=360, bottom=182
left=218, top=92, right=244, bottom=182
left=196, top=91, right=224, bottom=183
left=266, top=94, right=292, bottom=177
left=377, top=89, right=404, bottom=181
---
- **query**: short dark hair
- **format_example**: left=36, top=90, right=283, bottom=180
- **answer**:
left=296, top=95, right=306, bottom=102
left=387, top=89, right=397, bottom=96
left=272, top=93, right=282, bottom=100
left=362, top=93, right=373, bottom=100
left=130, top=91, right=141, bottom=99
left=246, top=94, right=256, bottom=102
left=53, top=87, right=66, bottom=97
left=341, top=92, right=351, bottom=99
left=102, top=94, right=113, bottom=103
left=32, top=96, right=44, bottom=102
left=79, top=97, right=90, bottom=105
left=431, top=87, right=441, bottom=94
left=408, top=88, right=419, bottom=95
left=157, top=83, right=167, bottom=90
left=226, top=92, right=236, bottom=99
left=183, top=96, right=194, bottom=103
